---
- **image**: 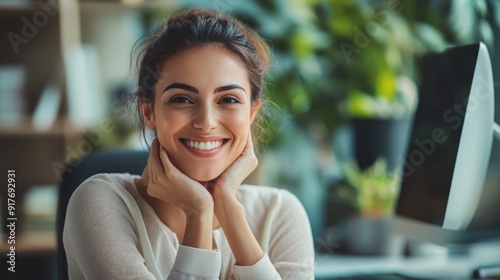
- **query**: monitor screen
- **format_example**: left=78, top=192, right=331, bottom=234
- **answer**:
left=394, top=43, right=500, bottom=244
left=396, top=45, right=477, bottom=226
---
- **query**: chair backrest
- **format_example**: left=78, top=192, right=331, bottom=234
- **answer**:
left=56, top=150, right=148, bottom=280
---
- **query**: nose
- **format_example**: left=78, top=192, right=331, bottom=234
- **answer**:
left=192, top=103, right=217, bottom=132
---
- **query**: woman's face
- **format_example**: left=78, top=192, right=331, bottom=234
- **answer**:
left=142, top=46, right=259, bottom=182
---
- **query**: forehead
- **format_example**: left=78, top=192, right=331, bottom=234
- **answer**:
left=158, top=45, right=250, bottom=89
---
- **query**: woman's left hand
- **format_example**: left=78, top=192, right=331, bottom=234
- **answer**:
left=209, top=131, right=265, bottom=266
left=208, top=131, right=258, bottom=206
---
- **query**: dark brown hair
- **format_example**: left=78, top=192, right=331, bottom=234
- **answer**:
left=134, top=8, right=270, bottom=145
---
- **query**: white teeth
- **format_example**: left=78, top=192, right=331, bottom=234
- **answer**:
left=185, top=140, right=223, bottom=151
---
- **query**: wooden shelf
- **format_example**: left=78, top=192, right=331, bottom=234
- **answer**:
left=0, top=117, right=82, bottom=137
left=1, top=231, right=56, bottom=256
left=0, top=3, right=41, bottom=10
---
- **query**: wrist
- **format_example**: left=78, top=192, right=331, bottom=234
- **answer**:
left=214, top=198, right=264, bottom=266
left=184, top=202, right=214, bottom=220
left=183, top=211, right=213, bottom=250
left=180, top=191, right=214, bottom=217
left=214, top=197, right=243, bottom=225
left=185, top=211, right=212, bottom=226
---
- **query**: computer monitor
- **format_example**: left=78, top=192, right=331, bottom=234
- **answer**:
left=394, top=42, right=500, bottom=245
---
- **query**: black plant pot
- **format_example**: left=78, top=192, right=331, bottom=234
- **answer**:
left=353, top=118, right=412, bottom=171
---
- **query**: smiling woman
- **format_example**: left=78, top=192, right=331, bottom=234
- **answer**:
left=143, top=46, right=256, bottom=182
left=62, top=8, right=314, bottom=280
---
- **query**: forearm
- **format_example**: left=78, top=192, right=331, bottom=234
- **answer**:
left=182, top=211, right=213, bottom=250
left=215, top=197, right=264, bottom=266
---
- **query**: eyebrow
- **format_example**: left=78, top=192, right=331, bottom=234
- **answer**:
left=162, top=83, right=246, bottom=94
left=163, top=83, right=198, bottom=94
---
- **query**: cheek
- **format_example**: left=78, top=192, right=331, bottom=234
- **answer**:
left=230, top=112, right=250, bottom=128
left=154, top=109, right=186, bottom=146
left=227, top=110, right=251, bottom=146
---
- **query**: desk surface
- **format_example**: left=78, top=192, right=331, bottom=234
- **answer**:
left=315, top=241, right=500, bottom=279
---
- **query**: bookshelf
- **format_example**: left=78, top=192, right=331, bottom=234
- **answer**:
left=0, top=1, right=179, bottom=279
left=0, top=1, right=89, bottom=279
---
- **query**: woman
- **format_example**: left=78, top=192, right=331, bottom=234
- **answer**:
left=63, top=9, right=314, bottom=279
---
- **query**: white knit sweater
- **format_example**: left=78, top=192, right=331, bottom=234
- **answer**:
left=63, top=173, right=314, bottom=279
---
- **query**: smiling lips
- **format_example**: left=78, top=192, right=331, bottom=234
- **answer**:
left=184, top=139, right=223, bottom=150
left=181, top=138, right=227, bottom=157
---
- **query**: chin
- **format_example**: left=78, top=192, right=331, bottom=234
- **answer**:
left=181, top=166, right=224, bottom=183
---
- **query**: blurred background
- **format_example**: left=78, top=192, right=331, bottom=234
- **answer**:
left=1, top=0, right=500, bottom=279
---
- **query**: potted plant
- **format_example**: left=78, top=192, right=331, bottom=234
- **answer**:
left=343, top=158, right=399, bottom=216
left=323, top=1, right=440, bottom=171
left=331, top=158, right=402, bottom=255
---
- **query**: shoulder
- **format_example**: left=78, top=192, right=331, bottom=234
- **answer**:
left=72, top=173, right=137, bottom=194
left=236, top=185, right=313, bottom=255
left=76, top=172, right=137, bottom=188
left=68, top=173, right=140, bottom=210
left=237, top=185, right=305, bottom=213
left=65, top=173, right=144, bottom=238
left=237, top=184, right=297, bottom=200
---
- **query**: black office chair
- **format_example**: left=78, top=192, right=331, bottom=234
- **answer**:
left=56, top=150, right=148, bottom=280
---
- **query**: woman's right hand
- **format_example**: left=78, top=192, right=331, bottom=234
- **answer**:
left=141, top=138, right=213, bottom=216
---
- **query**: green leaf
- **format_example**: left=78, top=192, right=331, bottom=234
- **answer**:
left=375, top=69, right=396, bottom=101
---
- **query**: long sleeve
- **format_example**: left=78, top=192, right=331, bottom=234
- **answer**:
left=231, top=188, right=315, bottom=280
left=233, top=254, right=280, bottom=279
left=63, top=174, right=221, bottom=280
left=267, top=190, right=315, bottom=279
left=63, top=174, right=314, bottom=279
left=169, top=246, right=221, bottom=279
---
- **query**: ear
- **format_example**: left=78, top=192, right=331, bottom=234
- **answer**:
left=250, top=100, right=262, bottom=124
left=139, top=100, right=156, bottom=130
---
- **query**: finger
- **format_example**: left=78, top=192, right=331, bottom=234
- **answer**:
left=159, top=146, right=176, bottom=173
left=148, top=138, right=165, bottom=185
left=143, top=138, right=158, bottom=185
left=243, top=130, right=258, bottom=169
left=142, top=163, right=149, bottom=185
left=148, top=137, right=159, bottom=166
left=148, top=138, right=159, bottom=169
left=241, top=130, right=254, bottom=155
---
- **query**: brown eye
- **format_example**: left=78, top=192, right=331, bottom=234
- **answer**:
left=169, top=96, right=193, bottom=104
left=219, top=96, right=240, bottom=104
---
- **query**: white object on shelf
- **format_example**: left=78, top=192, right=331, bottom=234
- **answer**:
left=23, top=185, right=57, bottom=218
left=23, top=185, right=57, bottom=232
left=0, top=66, right=25, bottom=125
left=64, top=44, right=105, bottom=128
left=32, top=83, right=62, bottom=130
